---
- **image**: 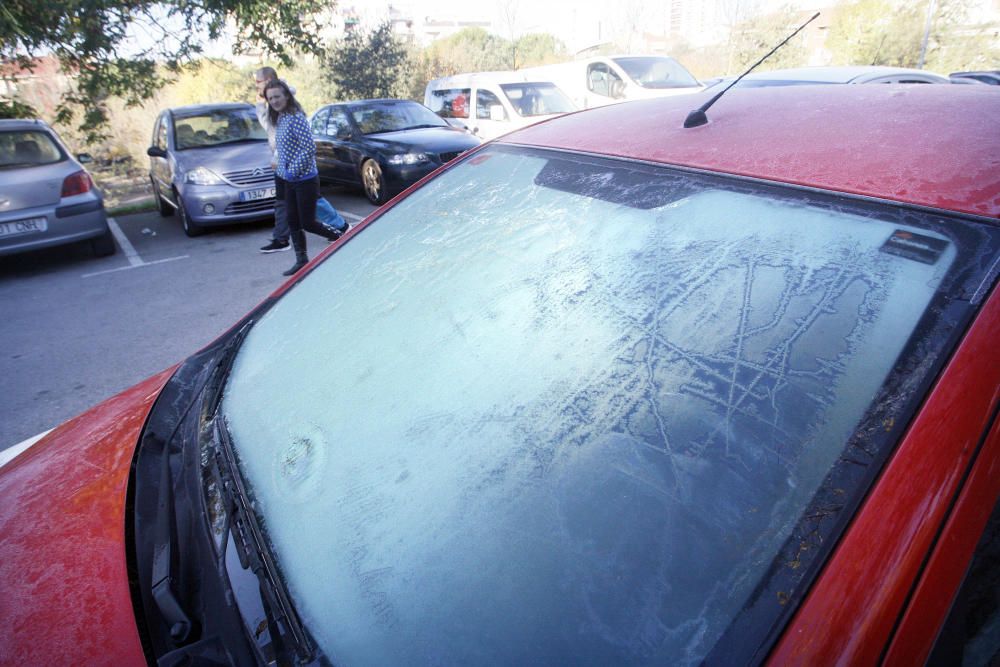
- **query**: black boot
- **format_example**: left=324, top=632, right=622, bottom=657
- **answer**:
left=283, top=250, right=309, bottom=276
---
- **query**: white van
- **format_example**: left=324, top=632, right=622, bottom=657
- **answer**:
left=424, top=71, right=577, bottom=141
left=519, top=56, right=703, bottom=110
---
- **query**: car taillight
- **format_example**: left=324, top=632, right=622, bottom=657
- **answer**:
left=61, top=171, right=93, bottom=197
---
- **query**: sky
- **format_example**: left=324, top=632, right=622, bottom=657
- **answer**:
left=179, top=0, right=657, bottom=61
left=352, top=0, right=695, bottom=53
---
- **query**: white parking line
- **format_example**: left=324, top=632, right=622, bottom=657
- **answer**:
left=82, top=255, right=189, bottom=278
left=0, top=429, right=52, bottom=469
left=107, top=216, right=143, bottom=267
left=84, top=215, right=190, bottom=278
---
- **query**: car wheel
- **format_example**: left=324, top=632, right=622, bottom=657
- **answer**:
left=361, top=159, right=386, bottom=205
left=151, top=178, right=174, bottom=217
left=90, top=227, right=116, bottom=257
left=175, top=190, right=205, bottom=237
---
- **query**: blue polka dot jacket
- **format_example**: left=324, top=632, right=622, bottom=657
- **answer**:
left=275, top=111, right=318, bottom=182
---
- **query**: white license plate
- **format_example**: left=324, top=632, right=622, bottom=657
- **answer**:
left=239, top=187, right=276, bottom=202
left=0, top=217, right=48, bottom=238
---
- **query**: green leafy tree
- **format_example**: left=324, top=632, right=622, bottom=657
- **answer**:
left=409, top=27, right=567, bottom=99
left=514, top=33, right=568, bottom=68
left=0, top=98, right=36, bottom=119
left=824, top=0, right=997, bottom=70
left=288, top=54, right=338, bottom=113
left=409, top=27, right=505, bottom=100
left=326, top=21, right=413, bottom=101
left=169, top=59, right=255, bottom=106
left=420, top=27, right=510, bottom=79
left=1, top=0, right=329, bottom=141
left=826, top=0, right=925, bottom=66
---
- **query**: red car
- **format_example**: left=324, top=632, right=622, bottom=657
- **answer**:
left=2, top=85, right=999, bottom=666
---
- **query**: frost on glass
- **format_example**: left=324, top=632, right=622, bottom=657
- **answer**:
left=222, top=149, right=954, bottom=665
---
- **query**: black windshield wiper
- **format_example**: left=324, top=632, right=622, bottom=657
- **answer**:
left=150, top=438, right=196, bottom=644
left=149, top=320, right=254, bottom=647
left=211, top=415, right=316, bottom=663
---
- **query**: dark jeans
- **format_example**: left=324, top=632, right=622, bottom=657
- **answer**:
left=283, top=175, right=337, bottom=253
left=271, top=175, right=289, bottom=242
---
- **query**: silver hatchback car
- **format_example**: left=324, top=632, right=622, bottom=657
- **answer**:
left=147, top=103, right=275, bottom=237
left=0, top=119, right=114, bottom=258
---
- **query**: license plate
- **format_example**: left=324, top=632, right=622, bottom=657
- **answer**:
left=0, top=217, right=47, bottom=238
left=239, top=187, right=276, bottom=202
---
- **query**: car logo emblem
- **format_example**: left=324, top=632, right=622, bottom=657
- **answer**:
left=0, top=197, right=9, bottom=209
left=252, top=168, right=264, bottom=176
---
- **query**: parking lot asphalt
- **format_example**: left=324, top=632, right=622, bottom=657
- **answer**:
left=0, top=185, right=376, bottom=452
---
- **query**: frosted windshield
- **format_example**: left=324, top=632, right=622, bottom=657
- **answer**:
left=222, top=147, right=959, bottom=665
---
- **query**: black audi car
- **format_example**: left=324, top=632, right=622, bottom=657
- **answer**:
left=310, top=99, right=481, bottom=204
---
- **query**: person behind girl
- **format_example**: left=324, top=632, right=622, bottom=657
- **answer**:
left=264, top=79, right=341, bottom=276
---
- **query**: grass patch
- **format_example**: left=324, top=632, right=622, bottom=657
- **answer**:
left=108, top=199, right=157, bottom=217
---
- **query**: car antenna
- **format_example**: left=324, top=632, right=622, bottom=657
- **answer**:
left=683, top=11, right=820, bottom=128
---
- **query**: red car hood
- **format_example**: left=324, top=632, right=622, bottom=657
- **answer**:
left=0, top=369, right=174, bottom=666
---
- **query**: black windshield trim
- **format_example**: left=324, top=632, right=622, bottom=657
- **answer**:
left=497, top=142, right=1000, bottom=231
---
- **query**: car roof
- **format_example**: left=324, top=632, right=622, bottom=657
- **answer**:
left=168, top=102, right=254, bottom=116
left=428, top=71, right=559, bottom=87
left=0, top=118, right=53, bottom=132
left=500, top=84, right=1000, bottom=219
left=720, top=66, right=949, bottom=84
left=606, top=54, right=682, bottom=61
left=327, top=98, right=420, bottom=106
left=950, top=71, right=1000, bottom=84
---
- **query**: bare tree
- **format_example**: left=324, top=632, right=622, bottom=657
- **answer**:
left=614, top=0, right=648, bottom=53
left=498, top=0, right=521, bottom=69
left=716, top=0, right=761, bottom=73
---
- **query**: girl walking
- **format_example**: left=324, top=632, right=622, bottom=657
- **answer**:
left=264, top=79, right=341, bottom=275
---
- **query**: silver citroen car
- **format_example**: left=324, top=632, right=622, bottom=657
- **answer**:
left=0, top=118, right=114, bottom=258
left=147, top=103, right=275, bottom=237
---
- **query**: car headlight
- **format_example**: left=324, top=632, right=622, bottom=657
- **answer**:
left=387, top=153, right=429, bottom=166
left=184, top=167, right=225, bottom=185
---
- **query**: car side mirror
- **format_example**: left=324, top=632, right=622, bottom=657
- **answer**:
left=147, top=146, right=167, bottom=158
left=489, top=105, right=505, bottom=122
left=76, top=153, right=93, bottom=164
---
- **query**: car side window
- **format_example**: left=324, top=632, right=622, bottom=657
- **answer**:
left=476, top=89, right=506, bottom=120
left=326, top=108, right=353, bottom=140
left=427, top=88, right=471, bottom=119
left=312, top=109, right=329, bottom=135
left=928, top=495, right=1000, bottom=666
left=588, top=63, right=624, bottom=98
